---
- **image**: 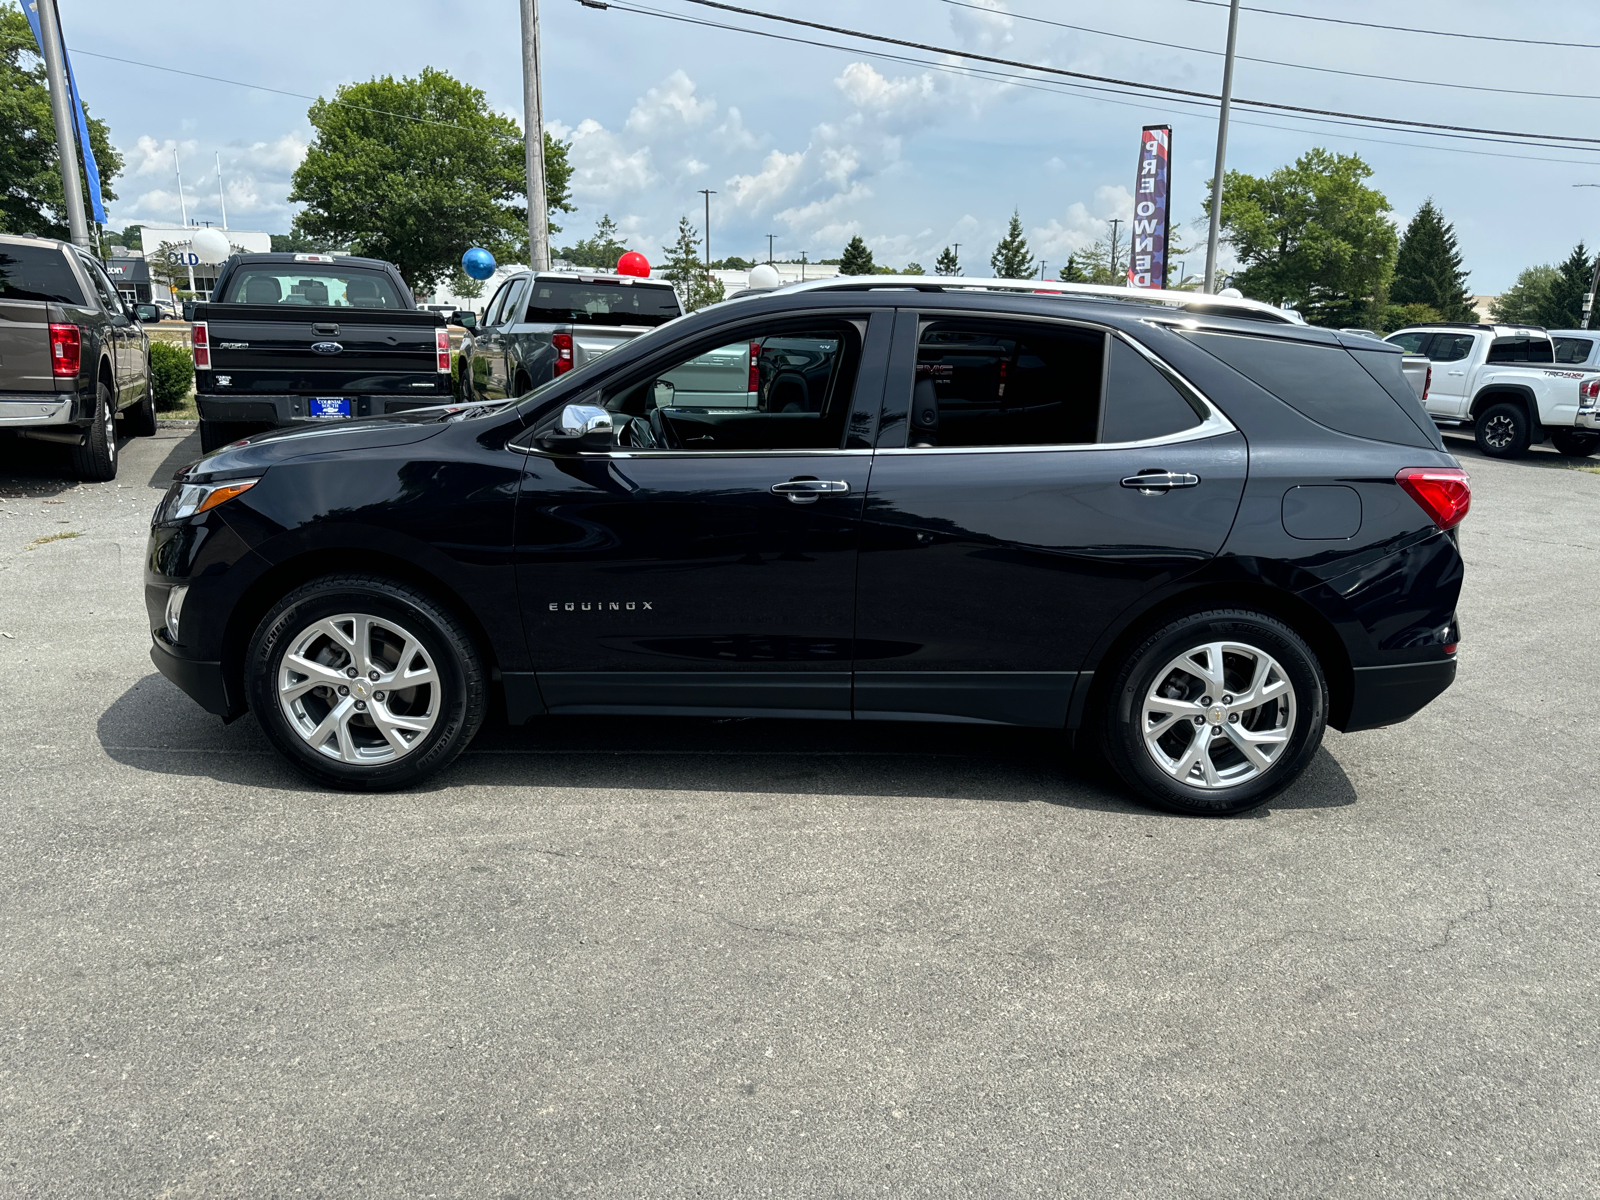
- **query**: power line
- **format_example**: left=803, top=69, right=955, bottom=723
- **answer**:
left=1173, top=0, right=1600, bottom=51
left=938, top=0, right=1600, bottom=103
left=648, top=0, right=1600, bottom=148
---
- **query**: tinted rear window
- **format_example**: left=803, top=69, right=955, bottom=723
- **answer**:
left=0, top=243, right=86, bottom=305
left=1101, top=339, right=1202, bottom=443
left=522, top=280, right=680, bottom=327
left=1487, top=337, right=1554, bottom=364
left=223, top=266, right=406, bottom=308
left=1554, top=336, right=1595, bottom=365
left=1180, top=330, right=1436, bottom=448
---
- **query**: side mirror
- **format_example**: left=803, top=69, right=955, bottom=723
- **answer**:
left=181, top=301, right=196, bottom=322
left=652, top=379, right=676, bottom=408
left=451, top=310, right=477, bottom=330
left=539, top=403, right=614, bottom=451
left=134, top=303, right=161, bottom=323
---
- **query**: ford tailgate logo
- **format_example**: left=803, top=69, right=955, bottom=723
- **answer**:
left=311, top=341, right=343, bottom=354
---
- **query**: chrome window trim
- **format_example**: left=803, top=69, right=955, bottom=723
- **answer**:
left=520, top=446, right=874, bottom=460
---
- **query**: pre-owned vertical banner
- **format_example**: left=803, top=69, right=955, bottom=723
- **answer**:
left=1128, top=125, right=1172, bottom=289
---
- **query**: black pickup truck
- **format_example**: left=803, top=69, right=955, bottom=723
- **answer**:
left=192, top=253, right=457, bottom=451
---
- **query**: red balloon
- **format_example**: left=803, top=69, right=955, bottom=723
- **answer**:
left=616, top=251, right=650, bottom=277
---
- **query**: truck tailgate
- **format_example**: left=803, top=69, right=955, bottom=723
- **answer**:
left=573, top=326, right=651, bottom=370
left=0, top=300, right=57, bottom=393
left=196, top=304, right=444, bottom=395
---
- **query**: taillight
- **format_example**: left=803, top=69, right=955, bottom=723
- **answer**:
left=748, top=341, right=761, bottom=395
left=1423, top=364, right=1431, bottom=403
left=552, top=332, right=574, bottom=376
left=191, top=320, right=209, bottom=370
left=48, top=323, right=80, bottom=377
left=436, top=327, right=451, bottom=373
left=1397, top=467, right=1471, bottom=531
left=1581, top=378, right=1599, bottom=407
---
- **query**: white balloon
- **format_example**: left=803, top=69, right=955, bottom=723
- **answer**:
left=190, top=227, right=231, bottom=264
left=748, top=263, right=782, bottom=289
left=1217, top=286, right=1244, bottom=299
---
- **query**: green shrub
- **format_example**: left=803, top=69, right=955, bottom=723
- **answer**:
left=149, top=340, right=195, bottom=411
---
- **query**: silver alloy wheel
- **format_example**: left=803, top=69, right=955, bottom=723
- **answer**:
left=104, top=397, right=115, bottom=462
left=1482, top=413, right=1515, bottom=450
left=1140, top=640, right=1297, bottom=790
left=277, top=613, right=439, bottom=764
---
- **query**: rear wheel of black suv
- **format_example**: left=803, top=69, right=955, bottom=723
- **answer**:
left=1098, top=609, right=1327, bottom=816
left=246, top=575, right=486, bottom=791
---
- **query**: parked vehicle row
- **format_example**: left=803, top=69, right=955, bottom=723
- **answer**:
left=1385, top=322, right=1600, bottom=458
left=0, top=232, right=162, bottom=481
left=146, top=278, right=1466, bottom=816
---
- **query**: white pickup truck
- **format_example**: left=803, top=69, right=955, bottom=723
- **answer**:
left=1385, top=323, right=1600, bottom=457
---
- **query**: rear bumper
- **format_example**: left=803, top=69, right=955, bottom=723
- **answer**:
left=1575, top=410, right=1600, bottom=431
left=0, top=394, right=76, bottom=428
left=150, top=634, right=239, bottom=719
left=1342, top=658, right=1456, bottom=732
left=196, top=392, right=452, bottom=426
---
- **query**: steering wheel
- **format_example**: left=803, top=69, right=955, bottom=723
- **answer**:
left=648, top=405, right=681, bottom=450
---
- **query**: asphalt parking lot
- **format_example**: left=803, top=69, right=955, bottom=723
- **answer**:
left=2, top=426, right=1597, bottom=1198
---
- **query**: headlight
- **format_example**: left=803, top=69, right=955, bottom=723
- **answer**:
left=153, top=477, right=259, bottom=525
left=165, top=584, right=189, bottom=642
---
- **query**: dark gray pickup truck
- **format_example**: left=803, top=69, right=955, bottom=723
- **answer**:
left=192, top=253, right=457, bottom=451
left=0, top=233, right=161, bottom=480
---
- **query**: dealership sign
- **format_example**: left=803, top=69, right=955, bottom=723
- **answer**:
left=1128, top=125, right=1172, bottom=290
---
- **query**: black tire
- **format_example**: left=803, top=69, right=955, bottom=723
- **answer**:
left=1097, top=609, right=1328, bottom=816
left=1474, top=401, right=1531, bottom=458
left=200, top=420, right=261, bottom=453
left=68, top=381, right=118, bottom=482
left=124, top=365, right=158, bottom=437
left=1549, top=428, right=1600, bottom=458
left=513, top=372, right=531, bottom=397
left=246, top=575, right=486, bottom=791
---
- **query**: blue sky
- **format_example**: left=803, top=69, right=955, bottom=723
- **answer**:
left=57, top=0, right=1600, bottom=292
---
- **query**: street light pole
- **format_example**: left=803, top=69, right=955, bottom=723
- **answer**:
left=699, top=189, right=716, bottom=267
left=215, top=152, right=228, bottom=230
left=1204, top=0, right=1242, bottom=294
left=35, top=0, right=88, bottom=248
left=519, top=0, right=550, bottom=271
left=1108, top=218, right=1122, bottom=279
left=766, top=233, right=776, bottom=264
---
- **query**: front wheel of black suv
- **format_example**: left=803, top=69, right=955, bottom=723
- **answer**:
left=1549, top=428, right=1600, bottom=458
left=246, top=575, right=486, bottom=791
left=1098, top=609, right=1328, bottom=816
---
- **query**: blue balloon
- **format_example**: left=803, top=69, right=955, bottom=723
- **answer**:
left=461, top=247, right=496, bottom=280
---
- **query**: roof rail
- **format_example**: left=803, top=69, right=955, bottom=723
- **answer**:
left=1396, top=321, right=1547, bottom=338
left=755, top=274, right=1304, bottom=324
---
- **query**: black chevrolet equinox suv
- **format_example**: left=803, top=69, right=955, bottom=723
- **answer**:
left=146, top=279, right=1467, bottom=815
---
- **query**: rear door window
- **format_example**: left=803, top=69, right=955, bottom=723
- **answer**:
left=223, top=265, right=406, bottom=308
left=1554, top=337, right=1595, bottom=365
left=1386, top=332, right=1427, bottom=353
left=1179, top=329, right=1436, bottom=448
left=522, top=280, right=681, bottom=327
left=1424, top=333, right=1474, bottom=362
left=0, top=243, right=86, bottom=305
left=1101, top=339, right=1203, bottom=443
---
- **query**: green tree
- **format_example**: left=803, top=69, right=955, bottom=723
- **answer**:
left=934, top=246, right=960, bottom=276
left=288, top=67, right=573, bottom=293
left=1490, top=265, right=1557, bottom=325
left=710, top=256, right=754, bottom=270
left=1063, top=239, right=1121, bottom=285
left=989, top=210, right=1035, bottom=279
left=557, top=213, right=630, bottom=270
left=662, top=215, right=724, bottom=312
left=1380, top=302, right=1444, bottom=333
left=1208, top=148, right=1397, bottom=327
left=1391, top=199, right=1474, bottom=322
left=0, top=1, right=122, bottom=236
left=838, top=235, right=875, bottom=276
left=905, top=261, right=925, bottom=275
left=269, top=231, right=346, bottom=254
left=448, top=266, right=486, bottom=303
left=1058, top=256, right=1087, bottom=284
left=1537, top=242, right=1596, bottom=330
left=103, top=224, right=142, bottom=252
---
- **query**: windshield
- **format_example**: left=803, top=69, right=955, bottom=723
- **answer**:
left=224, top=265, right=406, bottom=309
left=521, top=280, right=680, bottom=327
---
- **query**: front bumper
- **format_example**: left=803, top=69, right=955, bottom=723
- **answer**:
left=196, top=392, right=452, bottom=427
left=0, top=395, right=75, bottom=428
left=150, top=633, right=237, bottom=718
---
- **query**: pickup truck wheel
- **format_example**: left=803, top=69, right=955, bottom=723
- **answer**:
left=68, top=382, right=118, bottom=482
left=200, top=420, right=260, bottom=453
left=246, top=575, right=486, bottom=791
left=1097, top=609, right=1327, bottom=816
left=513, top=372, right=531, bottom=396
left=1549, top=428, right=1600, bottom=458
left=125, top=367, right=158, bottom=437
left=1474, top=402, right=1531, bottom=458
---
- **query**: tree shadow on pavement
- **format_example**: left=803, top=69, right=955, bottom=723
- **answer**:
left=97, top=672, right=1358, bottom=816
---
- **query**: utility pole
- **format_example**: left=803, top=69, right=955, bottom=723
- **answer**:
left=35, top=0, right=88, bottom=248
left=1038, top=260, right=1047, bottom=281
left=1204, top=0, right=1242, bottom=294
left=173, top=148, right=194, bottom=293
left=698, top=189, right=716, bottom=267
left=952, top=243, right=960, bottom=276
left=800, top=250, right=808, bottom=281
left=766, top=233, right=776, bottom=264
left=215, top=152, right=228, bottom=229
left=1108, top=218, right=1123, bottom=279
left=519, top=0, right=550, bottom=270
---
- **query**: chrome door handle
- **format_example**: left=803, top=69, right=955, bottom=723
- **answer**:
left=771, top=478, right=850, bottom=505
left=1447, top=370, right=1465, bottom=375
left=1121, top=471, right=1200, bottom=494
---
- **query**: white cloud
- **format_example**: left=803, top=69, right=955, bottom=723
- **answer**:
left=625, top=70, right=716, bottom=135
left=1029, top=186, right=1138, bottom=257
left=235, top=133, right=307, bottom=174
left=726, top=149, right=807, bottom=210
left=128, top=136, right=198, bottom=176
left=835, top=62, right=937, bottom=114
left=713, top=106, right=759, bottom=151
left=947, top=0, right=1015, bottom=51
left=565, top=118, right=657, bottom=200
left=776, top=181, right=873, bottom=230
